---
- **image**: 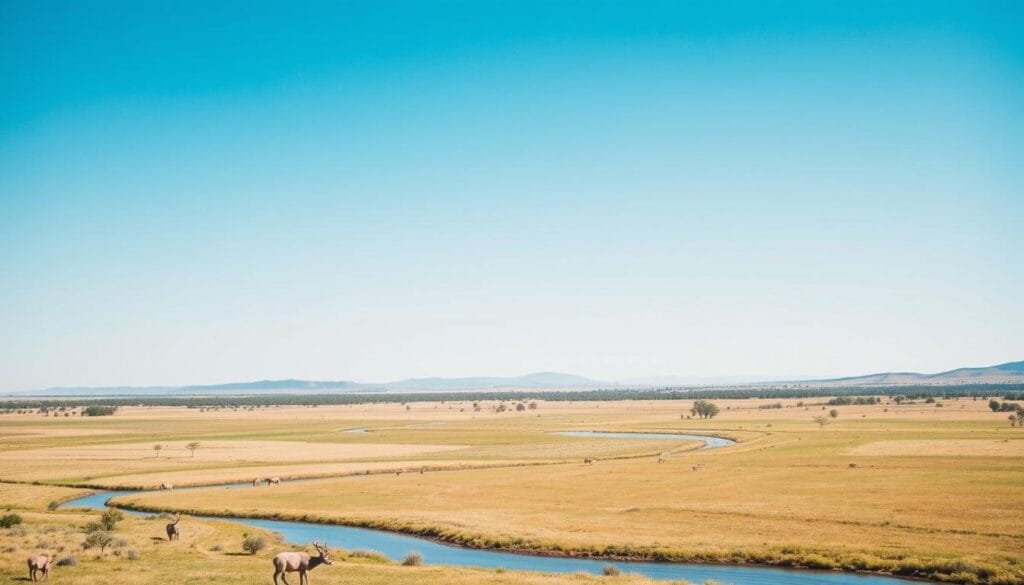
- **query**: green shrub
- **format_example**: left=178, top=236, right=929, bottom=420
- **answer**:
left=47, top=501, right=60, bottom=511
left=0, top=513, right=23, bottom=528
left=603, top=564, right=621, bottom=576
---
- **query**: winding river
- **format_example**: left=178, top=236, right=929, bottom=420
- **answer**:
left=61, top=431, right=913, bottom=585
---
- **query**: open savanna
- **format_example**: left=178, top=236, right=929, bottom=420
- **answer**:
left=2, top=396, right=1023, bottom=584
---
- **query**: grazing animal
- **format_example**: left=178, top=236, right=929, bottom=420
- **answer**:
left=584, top=458, right=594, bottom=465
left=265, top=477, right=281, bottom=486
left=692, top=463, right=705, bottom=471
left=658, top=455, right=666, bottom=464
left=159, top=482, right=173, bottom=490
left=166, top=516, right=180, bottom=541
left=272, top=541, right=332, bottom=585
left=27, top=554, right=51, bottom=582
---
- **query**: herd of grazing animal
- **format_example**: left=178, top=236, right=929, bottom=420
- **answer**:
left=24, top=445, right=710, bottom=582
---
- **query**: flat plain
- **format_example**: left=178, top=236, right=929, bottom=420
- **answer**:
left=1, top=396, right=1022, bottom=584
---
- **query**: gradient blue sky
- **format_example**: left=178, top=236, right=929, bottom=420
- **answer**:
left=2, top=1, right=1022, bottom=390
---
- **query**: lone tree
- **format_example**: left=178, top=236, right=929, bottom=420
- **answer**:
left=691, top=400, right=720, bottom=419
left=153, top=444, right=163, bottom=458
left=829, top=409, right=839, bottom=419
left=186, top=441, right=200, bottom=458
left=813, top=414, right=831, bottom=429
left=84, top=531, right=114, bottom=553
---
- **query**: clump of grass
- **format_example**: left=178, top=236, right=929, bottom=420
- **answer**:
left=349, top=549, right=389, bottom=563
left=126, top=549, right=140, bottom=560
left=55, top=555, right=79, bottom=567
left=402, top=552, right=423, bottom=566
left=208, top=543, right=223, bottom=552
left=602, top=564, right=621, bottom=576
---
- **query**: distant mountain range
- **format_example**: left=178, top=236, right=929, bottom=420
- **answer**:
left=8, top=361, right=1022, bottom=396
left=786, top=360, right=1024, bottom=386
left=15, top=372, right=600, bottom=396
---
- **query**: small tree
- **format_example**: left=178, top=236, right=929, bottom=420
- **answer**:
left=813, top=415, right=831, bottom=429
left=84, top=530, right=114, bottom=553
left=153, top=444, right=163, bottom=458
left=829, top=409, right=839, bottom=419
left=989, top=399, right=1002, bottom=412
left=515, top=402, right=526, bottom=412
left=100, top=509, right=124, bottom=531
left=242, top=534, right=266, bottom=555
left=691, top=400, right=720, bottom=419
left=528, top=401, right=538, bottom=410
left=186, top=441, right=200, bottom=458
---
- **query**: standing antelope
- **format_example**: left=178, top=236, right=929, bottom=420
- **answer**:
left=253, top=477, right=262, bottom=487
left=658, top=454, right=666, bottom=464
left=584, top=458, right=594, bottom=465
left=166, top=516, right=180, bottom=541
left=272, top=541, right=332, bottom=585
left=265, top=477, right=281, bottom=486
left=27, top=554, right=51, bottom=581
left=159, top=482, right=173, bottom=490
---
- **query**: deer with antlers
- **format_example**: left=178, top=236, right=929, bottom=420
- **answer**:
left=272, top=541, right=332, bottom=585
left=166, top=516, right=180, bottom=541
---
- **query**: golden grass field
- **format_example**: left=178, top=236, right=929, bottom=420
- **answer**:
left=1, top=396, right=1022, bottom=584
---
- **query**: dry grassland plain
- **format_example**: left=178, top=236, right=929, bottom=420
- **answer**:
left=1, top=396, right=1022, bottom=584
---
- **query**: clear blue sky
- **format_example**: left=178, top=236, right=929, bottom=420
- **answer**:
left=1, top=1, right=1022, bottom=390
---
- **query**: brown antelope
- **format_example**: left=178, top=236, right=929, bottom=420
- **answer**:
left=658, top=454, right=666, bottom=464
left=166, top=516, right=180, bottom=541
left=265, top=477, right=281, bottom=486
left=27, top=554, right=51, bottom=581
left=253, top=477, right=262, bottom=487
left=272, top=541, right=332, bottom=585
left=159, top=482, right=173, bottom=490
left=584, top=458, right=594, bottom=465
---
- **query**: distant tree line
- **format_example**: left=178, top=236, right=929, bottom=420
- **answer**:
left=2, top=384, right=1023, bottom=410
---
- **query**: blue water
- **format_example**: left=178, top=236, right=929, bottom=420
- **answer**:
left=554, top=430, right=735, bottom=450
left=59, top=432, right=912, bottom=585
